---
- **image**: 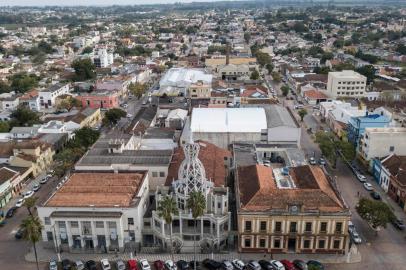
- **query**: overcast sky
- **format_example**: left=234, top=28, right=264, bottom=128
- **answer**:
left=0, top=0, right=233, bottom=6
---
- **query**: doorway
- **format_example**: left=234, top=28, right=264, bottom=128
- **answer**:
left=288, top=238, right=296, bottom=252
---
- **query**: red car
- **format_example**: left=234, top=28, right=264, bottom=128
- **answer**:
left=128, top=259, right=138, bottom=270
left=154, top=260, right=164, bottom=270
left=280, top=260, right=296, bottom=270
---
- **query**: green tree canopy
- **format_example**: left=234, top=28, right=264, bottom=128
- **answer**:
left=82, top=46, right=93, bottom=54
left=157, top=195, right=179, bottom=261
left=281, top=85, right=289, bottom=96
left=10, top=106, right=40, bottom=127
left=129, top=82, right=147, bottom=99
left=298, top=108, right=307, bottom=121
left=356, top=65, right=376, bottom=84
left=250, top=70, right=260, bottom=80
left=271, top=71, right=281, bottom=82
left=244, top=32, right=251, bottom=44
left=356, top=198, right=395, bottom=231
left=0, top=120, right=10, bottom=132
left=69, top=127, right=100, bottom=149
left=71, top=58, right=96, bottom=81
left=103, top=108, right=127, bottom=126
left=9, top=73, right=40, bottom=93
left=256, top=51, right=272, bottom=67
left=0, top=81, right=11, bottom=94
left=20, top=215, right=43, bottom=270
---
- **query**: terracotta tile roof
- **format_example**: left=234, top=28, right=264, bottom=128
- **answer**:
left=304, top=89, right=328, bottom=99
left=237, top=164, right=346, bottom=213
left=165, top=141, right=231, bottom=187
left=382, top=154, right=406, bottom=185
left=45, top=172, right=147, bottom=208
left=20, top=89, right=39, bottom=100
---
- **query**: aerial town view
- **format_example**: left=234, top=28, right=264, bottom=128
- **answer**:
left=0, top=0, right=405, bottom=269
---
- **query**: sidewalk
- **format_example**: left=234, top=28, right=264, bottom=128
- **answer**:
left=25, top=242, right=361, bottom=264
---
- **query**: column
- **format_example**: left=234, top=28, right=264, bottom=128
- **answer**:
left=179, top=216, right=183, bottom=235
left=161, top=220, right=165, bottom=236
left=216, top=222, right=220, bottom=239
left=91, top=221, right=97, bottom=251
left=200, top=217, right=204, bottom=238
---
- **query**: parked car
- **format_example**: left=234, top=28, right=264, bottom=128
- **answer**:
left=101, top=258, right=111, bottom=270
left=140, top=259, right=151, bottom=270
left=56, top=182, right=63, bottom=190
left=75, top=260, right=85, bottom=270
left=177, top=260, right=189, bottom=270
left=258, top=260, right=273, bottom=270
left=292, top=260, right=307, bottom=270
left=247, top=260, right=261, bottom=270
left=129, top=259, right=139, bottom=270
left=309, top=157, right=317, bottom=165
left=203, top=259, right=221, bottom=270
left=270, top=260, right=285, bottom=270
left=356, top=173, right=367, bottom=183
left=33, top=184, right=40, bottom=192
left=165, top=260, right=177, bottom=270
left=14, top=227, right=25, bottom=239
left=221, top=260, right=233, bottom=270
left=49, top=260, right=58, bottom=270
left=391, top=218, right=406, bottom=230
left=116, top=260, right=126, bottom=270
left=62, top=259, right=72, bottom=270
left=307, top=260, right=324, bottom=270
left=319, top=158, right=326, bottom=166
left=86, top=260, right=98, bottom=270
left=348, top=221, right=355, bottom=233
left=40, top=177, right=48, bottom=184
left=279, top=260, right=295, bottom=270
left=370, top=191, right=381, bottom=200
left=6, top=207, right=17, bottom=218
left=350, top=230, right=362, bottom=244
left=363, top=182, right=373, bottom=191
left=23, top=190, right=34, bottom=198
left=15, top=198, right=25, bottom=208
left=154, top=260, right=164, bottom=270
left=232, top=259, right=245, bottom=270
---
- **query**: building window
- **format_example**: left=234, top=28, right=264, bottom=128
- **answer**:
left=70, top=221, right=79, bottom=228
left=333, top=239, right=341, bottom=249
left=245, top=221, right=252, bottom=232
left=303, top=239, right=311, bottom=249
left=274, top=239, right=281, bottom=248
left=44, top=217, right=51, bottom=225
left=305, top=222, right=312, bottom=232
left=108, top=221, right=116, bottom=229
left=95, top=221, right=104, bottom=228
left=128, top=218, right=134, bottom=225
left=318, top=239, right=325, bottom=249
left=320, top=222, right=327, bottom=233
left=274, top=222, right=282, bottom=233
left=244, top=238, right=251, bottom=248
left=389, top=146, right=395, bottom=152
left=57, top=221, right=66, bottom=229
left=152, top=172, right=158, bottom=177
left=159, top=172, right=165, bottom=177
left=46, top=231, right=53, bottom=241
left=259, top=238, right=266, bottom=248
left=260, top=221, right=267, bottom=232
left=335, top=222, right=342, bottom=233
left=290, top=222, right=297, bottom=233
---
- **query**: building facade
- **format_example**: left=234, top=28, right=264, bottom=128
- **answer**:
left=39, top=83, right=70, bottom=109
left=347, top=113, right=391, bottom=145
left=327, top=70, right=367, bottom=98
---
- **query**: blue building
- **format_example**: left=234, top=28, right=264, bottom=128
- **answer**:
left=347, top=113, right=391, bottom=145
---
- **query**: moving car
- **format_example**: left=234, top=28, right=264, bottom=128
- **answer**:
left=23, top=190, right=34, bottom=198
left=391, top=218, right=406, bottom=230
left=177, top=260, right=189, bottom=270
left=6, top=207, right=18, bottom=218
left=116, top=260, right=126, bottom=270
left=49, top=260, right=58, bottom=270
left=127, top=113, right=133, bottom=118
left=33, top=184, right=40, bottom=192
left=232, top=259, right=245, bottom=270
left=101, top=258, right=111, bottom=270
left=258, top=260, right=273, bottom=270
left=350, top=230, right=362, bottom=244
left=140, top=259, right=151, bottom=270
left=15, top=198, right=25, bottom=208
left=62, top=259, right=72, bottom=270
left=164, top=260, right=177, bottom=270
left=14, top=227, right=25, bottom=239
left=307, top=260, right=324, bottom=270
left=363, top=182, right=373, bottom=191
left=75, top=260, right=85, bottom=270
left=247, top=260, right=261, bottom=270
left=270, top=260, right=285, bottom=270
left=86, top=260, right=98, bottom=270
left=370, top=191, right=381, bottom=200
left=292, top=260, right=307, bottom=270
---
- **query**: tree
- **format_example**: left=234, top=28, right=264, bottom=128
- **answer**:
left=250, top=70, right=260, bottom=80
left=20, top=215, right=43, bottom=270
left=187, top=191, right=206, bottom=270
left=271, top=71, right=281, bottom=83
left=82, top=46, right=93, bottom=54
left=10, top=106, right=40, bottom=127
left=23, top=197, right=38, bottom=216
left=265, top=63, right=274, bottom=73
left=396, top=44, right=406, bottom=55
left=244, top=32, right=251, bottom=44
left=129, top=82, right=147, bottom=99
left=298, top=108, right=307, bottom=121
left=0, top=81, right=11, bottom=94
left=281, top=85, right=289, bottom=96
left=293, top=21, right=307, bottom=33
left=315, top=131, right=337, bottom=167
left=255, top=52, right=272, bottom=67
left=37, top=40, right=54, bottom=54
left=356, top=198, right=395, bottom=233
left=313, top=66, right=331, bottom=74
left=9, top=73, right=40, bottom=93
left=70, top=127, right=100, bottom=149
left=31, top=52, right=46, bottom=65
left=0, top=120, right=10, bottom=132
left=71, top=58, right=96, bottom=81
left=103, top=108, right=126, bottom=126
left=335, top=137, right=356, bottom=161
left=56, top=96, right=82, bottom=111
left=157, top=195, right=179, bottom=261
left=356, top=65, right=376, bottom=84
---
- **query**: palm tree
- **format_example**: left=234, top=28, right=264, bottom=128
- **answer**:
left=21, top=215, right=43, bottom=270
left=24, top=197, right=38, bottom=216
left=157, top=195, right=179, bottom=262
left=187, top=191, right=206, bottom=270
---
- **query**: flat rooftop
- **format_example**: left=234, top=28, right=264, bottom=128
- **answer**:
left=45, top=172, right=146, bottom=208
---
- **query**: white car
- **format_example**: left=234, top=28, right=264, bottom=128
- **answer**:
left=270, top=260, right=285, bottom=270
left=33, top=184, right=40, bottom=192
left=356, top=173, right=367, bottom=182
left=363, top=182, right=373, bottom=191
left=164, top=260, right=177, bottom=270
left=232, top=259, right=245, bottom=270
left=140, top=259, right=151, bottom=270
left=39, top=177, right=48, bottom=184
left=116, top=260, right=126, bottom=270
left=49, top=260, right=58, bottom=270
left=101, top=259, right=111, bottom=270
left=75, top=260, right=85, bottom=270
left=126, top=113, right=133, bottom=118
left=348, top=221, right=355, bottom=233
left=309, top=157, right=317, bottom=165
left=56, top=182, right=63, bottom=190
left=23, top=191, right=34, bottom=199
left=122, top=103, right=128, bottom=108
left=16, top=198, right=25, bottom=208
left=351, top=231, right=362, bottom=244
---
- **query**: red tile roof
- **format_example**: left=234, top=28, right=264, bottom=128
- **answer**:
left=304, top=89, right=328, bottom=99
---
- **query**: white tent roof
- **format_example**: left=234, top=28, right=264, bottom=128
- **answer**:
left=190, top=108, right=267, bottom=133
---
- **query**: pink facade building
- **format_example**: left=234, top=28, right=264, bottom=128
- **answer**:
left=77, top=91, right=119, bottom=109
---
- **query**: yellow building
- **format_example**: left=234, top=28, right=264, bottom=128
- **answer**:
left=188, top=80, right=212, bottom=99
left=205, top=57, right=257, bottom=69
left=235, top=164, right=351, bottom=254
